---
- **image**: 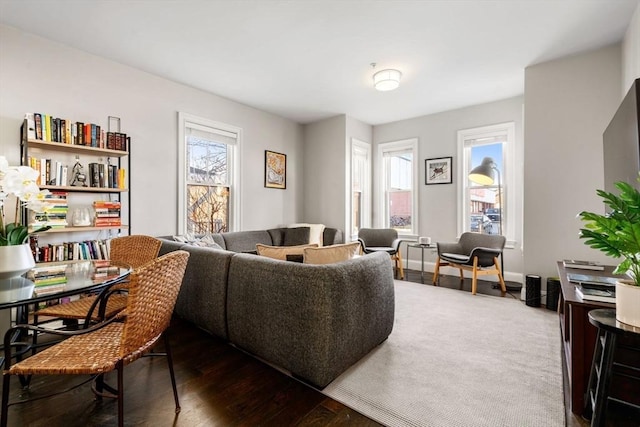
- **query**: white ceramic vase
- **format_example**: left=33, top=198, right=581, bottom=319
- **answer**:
left=615, top=280, right=640, bottom=328
left=0, top=244, right=36, bottom=280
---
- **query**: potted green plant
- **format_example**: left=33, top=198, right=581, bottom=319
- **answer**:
left=579, top=174, right=640, bottom=327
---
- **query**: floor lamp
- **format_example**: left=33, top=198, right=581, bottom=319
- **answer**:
left=468, top=157, right=520, bottom=291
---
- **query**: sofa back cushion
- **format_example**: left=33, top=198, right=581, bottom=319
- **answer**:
left=303, top=242, right=361, bottom=265
left=256, top=243, right=318, bottom=261
left=222, top=230, right=273, bottom=253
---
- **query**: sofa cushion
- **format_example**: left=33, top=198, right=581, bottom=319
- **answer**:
left=284, top=227, right=310, bottom=246
left=223, top=230, right=273, bottom=253
left=256, top=243, right=318, bottom=261
left=303, top=242, right=361, bottom=265
left=289, top=223, right=326, bottom=247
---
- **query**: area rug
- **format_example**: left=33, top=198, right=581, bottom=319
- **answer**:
left=323, top=280, right=564, bottom=427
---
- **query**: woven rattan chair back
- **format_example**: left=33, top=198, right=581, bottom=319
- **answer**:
left=121, top=250, right=189, bottom=356
left=110, top=235, right=162, bottom=269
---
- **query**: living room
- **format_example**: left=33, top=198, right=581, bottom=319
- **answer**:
left=0, top=1, right=639, bottom=426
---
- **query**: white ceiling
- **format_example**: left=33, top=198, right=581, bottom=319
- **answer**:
left=0, top=0, right=638, bottom=125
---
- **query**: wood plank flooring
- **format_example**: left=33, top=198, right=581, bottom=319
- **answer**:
left=3, top=271, right=636, bottom=426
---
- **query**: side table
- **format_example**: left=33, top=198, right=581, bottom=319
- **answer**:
left=405, top=243, right=436, bottom=283
left=584, top=309, right=640, bottom=426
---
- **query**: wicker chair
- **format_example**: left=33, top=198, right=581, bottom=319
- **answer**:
left=1, top=250, right=190, bottom=427
left=34, top=235, right=162, bottom=323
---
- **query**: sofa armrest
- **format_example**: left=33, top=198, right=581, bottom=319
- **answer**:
left=226, top=251, right=394, bottom=388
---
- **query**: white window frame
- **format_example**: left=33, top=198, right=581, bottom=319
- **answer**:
left=457, top=122, right=515, bottom=244
left=350, top=138, right=372, bottom=240
left=377, top=138, right=419, bottom=237
left=177, top=112, right=242, bottom=233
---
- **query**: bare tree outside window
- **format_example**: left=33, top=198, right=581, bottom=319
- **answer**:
left=187, top=136, right=229, bottom=233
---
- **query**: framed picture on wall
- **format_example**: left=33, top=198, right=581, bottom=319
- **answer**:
left=425, top=156, right=452, bottom=185
left=265, top=150, right=287, bottom=189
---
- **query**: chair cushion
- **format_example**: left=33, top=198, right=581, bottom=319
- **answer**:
left=363, top=246, right=396, bottom=255
left=440, top=252, right=471, bottom=263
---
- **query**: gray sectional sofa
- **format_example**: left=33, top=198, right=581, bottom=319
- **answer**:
left=158, top=227, right=395, bottom=388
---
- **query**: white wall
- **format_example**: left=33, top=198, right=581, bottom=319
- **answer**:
left=622, top=3, right=640, bottom=92
left=373, top=96, right=525, bottom=281
left=523, top=45, right=622, bottom=281
left=302, top=115, right=347, bottom=230
left=0, top=25, right=303, bottom=236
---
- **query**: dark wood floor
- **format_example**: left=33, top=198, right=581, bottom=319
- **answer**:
left=2, top=271, right=636, bottom=426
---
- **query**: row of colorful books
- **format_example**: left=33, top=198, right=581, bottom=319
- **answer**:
left=26, top=156, right=126, bottom=189
left=27, top=263, right=68, bottom=297
left=31, top=239, right=112, bottom=263
left=24, top=113, right=128, bottom=151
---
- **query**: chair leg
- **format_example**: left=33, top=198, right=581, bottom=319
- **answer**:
left=117, top=360, right=124, bottom=427
left=433, top=257, right=441, bottom=284
left=395, top=249, right=404, bottom=280
left=163, top=333, right=181, bottom=413
left=494, top=257, right=507, bottom=295
left=471, top=257, right=479, bottom=295
left=1, top=374, right=10, bottom=427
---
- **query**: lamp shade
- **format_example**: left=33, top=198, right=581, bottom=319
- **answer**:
left=468, top=157, right=496, bottom=185
left=373, top=69, right=402, bottom=91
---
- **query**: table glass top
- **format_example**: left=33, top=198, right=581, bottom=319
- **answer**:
left=0, top=260, right=131, bottom=307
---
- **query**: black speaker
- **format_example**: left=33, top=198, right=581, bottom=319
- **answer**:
left=526, top=275, right=541, bottom=307
left=546, top=277, right=561, bottom=311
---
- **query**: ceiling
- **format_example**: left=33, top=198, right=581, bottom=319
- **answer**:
left=0, top=0, right=638, bottom=125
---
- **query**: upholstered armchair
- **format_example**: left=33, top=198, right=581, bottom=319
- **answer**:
left=358, top=228, right=404, bottom=279
left=432, top=232, right=506, bottom=295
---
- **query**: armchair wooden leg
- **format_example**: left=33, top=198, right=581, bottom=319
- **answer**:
left=395, top=249, right=404, bottom=280
left=433, top=257, right=441, bottom=284
left=495, top=257, right=507, bottom=294
left=471, top=257, right=479, bottom=295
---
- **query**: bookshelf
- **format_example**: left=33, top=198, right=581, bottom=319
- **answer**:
left=19, top=113, right=131, bottom=262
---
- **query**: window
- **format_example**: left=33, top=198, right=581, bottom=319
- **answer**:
left=351, top=139, right=371, bottom=239
left=378, top=138, right=418, bottom=236
left=457, top=123, right=514, bottom=240
left=178, top=112, right=241, bottom=234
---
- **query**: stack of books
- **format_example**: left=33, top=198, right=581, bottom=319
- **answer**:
left=562, top=259, right=605, bottom=271
left=30, top=191, right=68, bottom=230
left=28, top=264, right=68, bottom=297
left=568, top=273, right=619, bottom=303
left=93, top=201, right=121, bottom=227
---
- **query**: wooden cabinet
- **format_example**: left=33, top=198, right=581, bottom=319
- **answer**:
left=557, top=262, right=640, bottom=415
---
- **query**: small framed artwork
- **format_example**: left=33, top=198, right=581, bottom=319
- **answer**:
left=265, top=150, right=287, bottom=189
left=425, top=156, right=453, bottom=185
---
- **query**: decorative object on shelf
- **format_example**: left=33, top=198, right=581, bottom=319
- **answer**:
left=425, top=156, right=452, bottom=185
left=0, top=156, right=50, bottom=247
left=265, top=150, right=286, bottom=189
left=71, top=207, right=92, bottom=226
left=579, top=174, right=640, bottom=327
left=418, top=236, right=431, bottom=245
left=371, top=63, right=402, bottom=92
left=70, top=156, right=88, bottom=187
left=0, top=243, right=36, bottom=279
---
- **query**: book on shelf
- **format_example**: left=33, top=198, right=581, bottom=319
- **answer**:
left=575, top=284, right=616, bottom=303
left=563, top=259, right=605, bottom=270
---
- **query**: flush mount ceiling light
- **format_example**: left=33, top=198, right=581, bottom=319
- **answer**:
left=372, top=65, right=402, bottom=91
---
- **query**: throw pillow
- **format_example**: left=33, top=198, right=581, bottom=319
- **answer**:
left=193, top=233, right=224, bottom=249
left=284, top=227, right=310, bottom=246
left=303, top=242, right=361, bottom=265
left=172, top=233, right=197, bottom=243
left=288, top=223, right=326, bottom=247
left=256, top=243, right=318, bottom=261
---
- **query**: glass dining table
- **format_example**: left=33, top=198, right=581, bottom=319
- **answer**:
left=0, top=259, right=131, bottom=366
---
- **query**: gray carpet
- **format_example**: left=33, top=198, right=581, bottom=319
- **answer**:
left=323, top=280, right=565, bottom=427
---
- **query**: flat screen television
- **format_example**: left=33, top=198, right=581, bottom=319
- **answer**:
left=603, top=78, right=640, bottom=193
